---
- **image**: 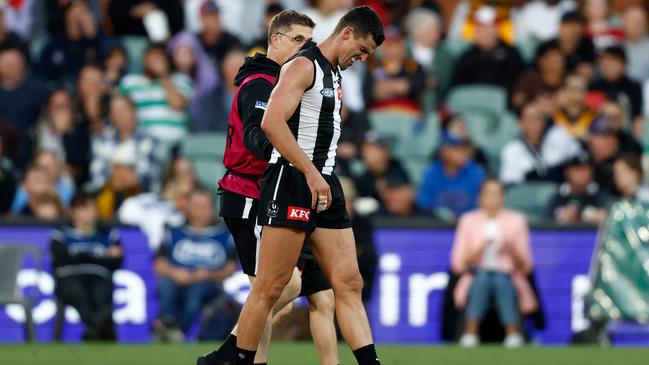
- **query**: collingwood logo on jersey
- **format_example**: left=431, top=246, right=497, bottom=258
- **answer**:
left=267, top=200, right=279, bottom=218
left=320, top=88, right=335, bottom=98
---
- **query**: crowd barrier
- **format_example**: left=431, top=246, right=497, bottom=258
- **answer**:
left=0, top=221, right=599, bottom=344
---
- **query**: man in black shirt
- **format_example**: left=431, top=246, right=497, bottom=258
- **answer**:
left=450, top=6, right=524, bottom=96
left=198, top=1, right=242, bottom=66
left=50, top=192, right=123, bottom=341
left=590, top=45, right=644, bottom=136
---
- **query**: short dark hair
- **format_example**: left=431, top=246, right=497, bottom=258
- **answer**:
left=601, top=45, right=627, bottom=64
left=334, top=6, right=385, bottom=46
left=616, top=153, right=643, bottom=180
left=267, top=10, right=315, bottom=42
left=71, top=191, right=96, bottom=208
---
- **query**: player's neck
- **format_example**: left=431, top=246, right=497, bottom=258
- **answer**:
left=266, top=47, right=281, bottom=66
left=318, top=38, right=338, bottom=69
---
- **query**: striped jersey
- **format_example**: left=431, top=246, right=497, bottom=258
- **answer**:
left=119, top=73, right=194, bottom=144
left=269, top=44, right=343, bottom=175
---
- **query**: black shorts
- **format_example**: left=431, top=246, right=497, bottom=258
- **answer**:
left=297, top=257, right=331, bottom=297
left=220, top=191, right=260, bottom=277
left=257, top=161, right=351, bottom=232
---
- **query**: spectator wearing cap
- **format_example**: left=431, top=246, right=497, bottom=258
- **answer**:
left=416, top=130, right=486, bottom=221
left=511, top=41, right=566, bottom=111
left=450, top=5, right=524, bottom=96
left=622, top=5, right=649, bottom=83
left=515, top=0, right=578, bottom=43
left=590, top=45, right=644, bottom=137
left=167, top=31, right=221, bottom=132
left=586, top=114, right=637, bottom=196
left=501, top=99, right=582, bottom=186
left=404, top=7, right=454, bottom=104
left=548, top=152, right=608, bottom=225
left=119, top=44, right=194, bottom=149
left=0, top=47, right=47, bottom=168
left=553, top=73, right=597, bottom=139
left=448, top=1, right=517, bottom=45
left=247, top=3, right=285, bottom=56
left=197, top=0, right=242, bottom=66
left=545, top=11, right=596, bottom=80
left=354, top=131, right=415, bottom=217
left=363, top=26, right=426, bottom=115
left=599, top=101, right=642, bottom=155
left=582, top=0, right=624, bottom=51
left=90, top=95, right=159, bottom=192
left=438, top=111, right=488, bottom=169
left=96, top=142, right=144, bottom=219
left=37, top=1, right=108, bottom=85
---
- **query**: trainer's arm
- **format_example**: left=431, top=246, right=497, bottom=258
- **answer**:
left=240, top=81, right=275, bottom=160
left=261, top=57, right=331, bottom=208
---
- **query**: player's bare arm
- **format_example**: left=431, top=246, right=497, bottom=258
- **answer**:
left=261, top=57, right=332, bottom=210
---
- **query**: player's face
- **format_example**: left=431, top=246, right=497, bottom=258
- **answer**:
left=275, top=24, right=313, bottom=63
left=339, top=28, right=377, bottom=70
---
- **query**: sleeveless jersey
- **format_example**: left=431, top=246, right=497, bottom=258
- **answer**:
left=268, top=45, right=343, bottom=175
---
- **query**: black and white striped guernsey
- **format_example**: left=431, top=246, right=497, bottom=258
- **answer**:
left=269, top=43, right=343, bottom=175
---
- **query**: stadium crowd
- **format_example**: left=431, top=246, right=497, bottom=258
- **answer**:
left=2, top=0, right=649, bottom=346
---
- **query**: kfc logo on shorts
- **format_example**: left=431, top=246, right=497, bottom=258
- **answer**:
left=287, top=206, right=310, bottom=222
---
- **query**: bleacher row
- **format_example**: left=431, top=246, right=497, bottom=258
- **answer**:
left=179, top=81, right=558, bottom=225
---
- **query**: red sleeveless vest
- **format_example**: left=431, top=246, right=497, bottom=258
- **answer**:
left=218, top=73, right=276, bottom=199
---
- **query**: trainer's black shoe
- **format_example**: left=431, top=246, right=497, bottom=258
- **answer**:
left=196, top=350, right=232, bottom=365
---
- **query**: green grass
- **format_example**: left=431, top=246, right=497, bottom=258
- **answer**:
left=1, top=343, right=648, bottom=365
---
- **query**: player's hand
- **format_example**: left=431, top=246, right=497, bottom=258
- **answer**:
left=305, top=168, right=331, bottom=212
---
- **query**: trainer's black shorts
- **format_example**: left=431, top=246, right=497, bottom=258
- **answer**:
left=220, top=191, right=260, bottom=277
left=297, top=257, right=331, bottom=297
left=257, top=160, right=351, bottom=232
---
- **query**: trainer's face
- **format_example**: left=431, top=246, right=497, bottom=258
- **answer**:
left=273, top=24, right=313, bottom=64
left=339, top=27, right=377, bottom=70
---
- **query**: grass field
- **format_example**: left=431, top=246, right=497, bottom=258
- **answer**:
left=1, top=343, right=648, bottom=365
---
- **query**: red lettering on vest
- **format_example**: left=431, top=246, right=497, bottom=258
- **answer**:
left=287, top=206, right=311, bottom=222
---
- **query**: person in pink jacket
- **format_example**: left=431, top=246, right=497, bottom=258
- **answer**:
left=450, top=177, right=537, bottom=348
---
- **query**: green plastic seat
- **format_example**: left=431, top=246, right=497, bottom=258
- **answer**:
left=446, top=84, right=508, bottom=116
left=505, top=182, right=558, bottom=224
left=181, top=133, right=228, bottom=161
left=122, top=36, right=150, bottom=73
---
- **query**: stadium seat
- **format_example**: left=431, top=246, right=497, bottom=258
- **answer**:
left=192, top=159, right=226, bottom=191
left=393, top=113, right=440, bottom=161
left=504, top=182, right=558, bottom=223
left=516, top=39, right=540, bottom=65
left=446, top=84, right=508, bottom=117
left=181, top=133, right=228, bottom=161
left=402, top=157, right=430, bottom=187
left=443, top=38, right=471, bottom=59
left=122, top=36, right=150, bottom=73
left=368, top=110, right=422, bottom=149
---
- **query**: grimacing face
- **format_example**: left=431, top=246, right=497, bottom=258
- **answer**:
left=338, top=27, right=377, bottom=70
